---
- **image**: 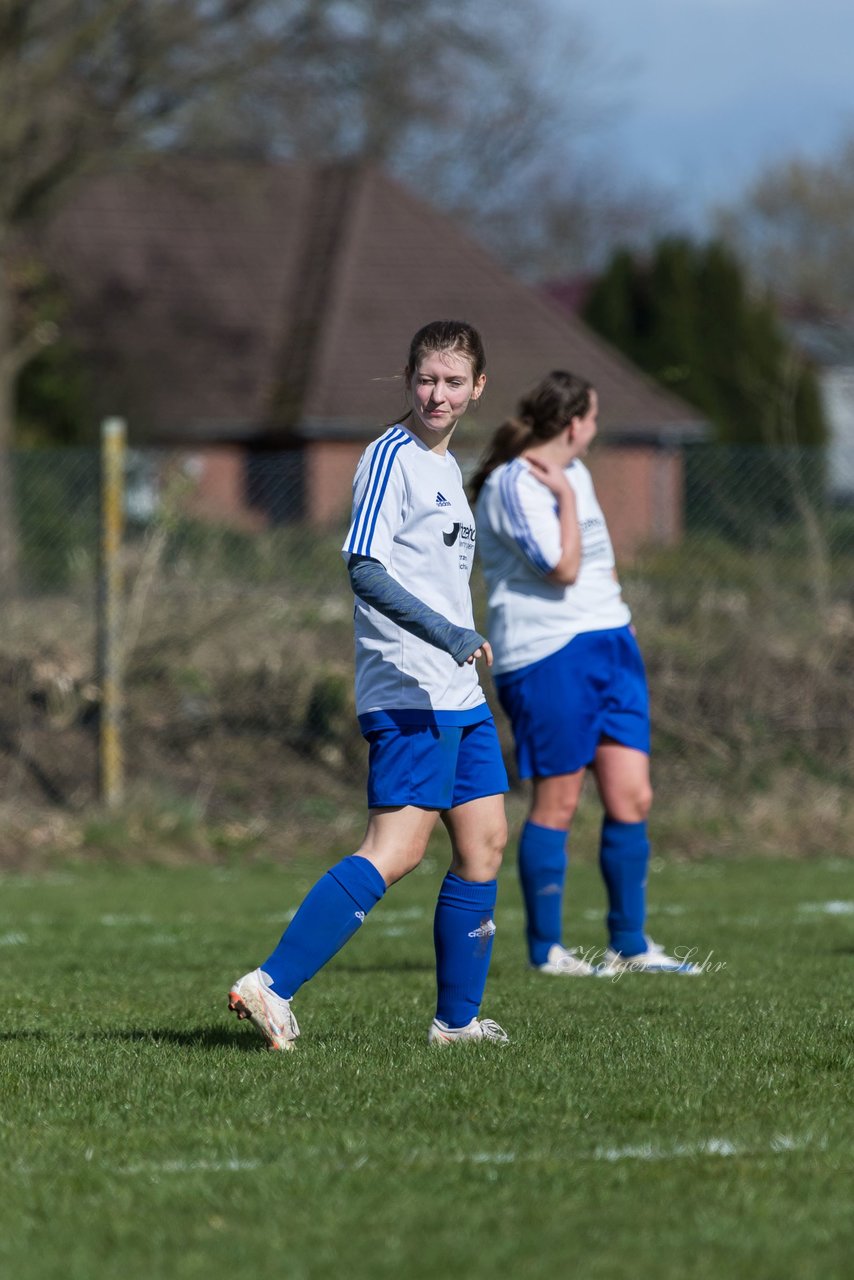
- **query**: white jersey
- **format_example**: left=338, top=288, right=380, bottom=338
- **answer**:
left=476, top=457, right=631, bottom=675
left=342, top=424, right=488, bottom=727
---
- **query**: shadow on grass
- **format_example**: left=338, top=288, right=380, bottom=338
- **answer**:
left=0, top=1026, right=264, bottom=1051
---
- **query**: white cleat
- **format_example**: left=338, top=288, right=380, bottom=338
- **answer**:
left=535, top=943, right=596, bottom=976
left=228, top=968, right=300, bottom=1051
left=596, top=943, right=702, bottom=975
left=428, top=1016, right=510, bottom=1045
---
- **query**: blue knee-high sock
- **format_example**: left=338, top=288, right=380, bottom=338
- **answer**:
left=433, top=873, right=497, bottom=1028
left=261, top=855, right=386, bottom=998
left=518, top=821, right=568, bottom=966
left=599, top=817, right=649, bottom=956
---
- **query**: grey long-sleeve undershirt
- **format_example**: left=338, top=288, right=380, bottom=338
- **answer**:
left=347, top=554, right=486, bottom=665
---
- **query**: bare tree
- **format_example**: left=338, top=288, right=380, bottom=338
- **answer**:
left=715, top=134, right=854, bottom=313
left=186, top=2, right=600, bottom=165
left=0, top=0, right=310, bottom=594
left=178, top=0, right=625, bottom=273
left=0, top=0, right=627, bottom=592
left=474, top=159, right=676, bottom=282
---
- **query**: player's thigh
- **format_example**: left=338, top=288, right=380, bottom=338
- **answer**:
left=530, top=768, right=587, bottom=830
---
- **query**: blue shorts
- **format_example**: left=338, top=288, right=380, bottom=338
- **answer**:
left=365, top=715, right=509, bottom=810
left=494, top=626, right=650, bottom=780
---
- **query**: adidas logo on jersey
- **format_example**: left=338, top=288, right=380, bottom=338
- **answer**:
left=435, top=491, right=452, bottom=507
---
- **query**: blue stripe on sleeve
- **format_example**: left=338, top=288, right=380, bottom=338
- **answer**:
left=346, top=428, right=408, bottom=556
left=347, top=428, right=403, bottom=554
left=362, top=437, right=409, bottom=554
left=499, top=461, right=554, bottom=575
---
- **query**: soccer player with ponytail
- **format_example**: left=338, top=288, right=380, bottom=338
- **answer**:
left=471, top=370, right=699, bottom=977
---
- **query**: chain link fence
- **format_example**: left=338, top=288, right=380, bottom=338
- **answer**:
left=2, top=441, right=853, bottom=857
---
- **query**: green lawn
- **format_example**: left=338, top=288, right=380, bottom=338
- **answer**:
left=1, top=851, right=852, bottom=1279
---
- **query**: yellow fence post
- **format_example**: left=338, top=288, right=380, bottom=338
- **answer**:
left=99, top=417, right=126, bottom=807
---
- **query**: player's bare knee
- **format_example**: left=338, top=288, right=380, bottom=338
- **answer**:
left=454, top=823, right=506, bottom=880
left=636, top=784, right=653, bottom=822
left=398, top=841, right=430, bottom=876
left=555, top=798, right=579, bottom=829
left=604, top=782, right=652, bottom=825
left=480, top=832, right=506, bottom=879
left=490, top=813, right=509, bottom=868
left=454, top=851, right=503, bottom=880
left=362, top=841, right=426, bottom=885
left=618, top=788, right=652, bottom=824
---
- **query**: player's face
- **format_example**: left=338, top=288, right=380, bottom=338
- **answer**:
left=571, top=389, right=598, bottom=454
left=408, top=349, right=485, bottom=450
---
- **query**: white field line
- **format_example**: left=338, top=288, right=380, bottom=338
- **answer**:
left=134, top=1136, right=821, bottom=1173
left=119, top=1158, right=263, bottom=1174
left=591, top=1133, right=824, bottom=1162
left=99, top=914, right=155, bottom=926
left=797, top=901, right=854, bottom=916
left=10, top=1133, right=825, bottom=1180
left=450, top=1133, right=824, bottom=1165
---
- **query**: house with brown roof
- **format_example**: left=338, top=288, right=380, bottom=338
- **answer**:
left=40, top=160, right=707, bottom=555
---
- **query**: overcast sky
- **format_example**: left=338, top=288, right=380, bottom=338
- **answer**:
left=570, top=0, right=854, bottom=224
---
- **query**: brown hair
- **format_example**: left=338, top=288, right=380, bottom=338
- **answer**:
left=468, top=370, right=593, bottom=501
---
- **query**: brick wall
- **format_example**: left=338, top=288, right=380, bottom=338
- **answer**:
left=174, top=441, right=685, bottom=555
left=587, top=445, right=683, bottom=560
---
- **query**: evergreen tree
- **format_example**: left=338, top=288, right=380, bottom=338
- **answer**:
left=13, top=261, right=94, bottom=448
left=583, top=237, right=826, bottom=448
left=584, top=238, right=828, bottom=540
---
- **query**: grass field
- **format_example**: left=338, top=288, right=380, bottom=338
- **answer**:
left=1, top=849, right=852, bottom=1279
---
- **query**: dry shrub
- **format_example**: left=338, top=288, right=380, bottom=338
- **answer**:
left=2, top=529, right=853, bottom=863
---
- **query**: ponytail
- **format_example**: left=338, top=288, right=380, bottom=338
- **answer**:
left=468, top=370, right=593, bottom=503
left=468, top=417, right=535, bottom=501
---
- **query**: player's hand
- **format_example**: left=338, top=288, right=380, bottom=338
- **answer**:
left=523, top=453, right=573, bottom=497
left=465, top=640, right=493, bottom=667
